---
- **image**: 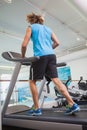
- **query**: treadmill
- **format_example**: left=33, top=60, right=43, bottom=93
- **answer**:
left=1, top=51, right=87, bottom=130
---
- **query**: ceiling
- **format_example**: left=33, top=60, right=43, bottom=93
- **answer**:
left=0, top=0, right=87, bottom=68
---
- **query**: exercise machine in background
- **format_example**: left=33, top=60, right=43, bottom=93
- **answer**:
left=54, top=76, right=87, bottom=106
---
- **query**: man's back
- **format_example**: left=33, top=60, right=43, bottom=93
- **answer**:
left=30, top=23, right=54, bottom=56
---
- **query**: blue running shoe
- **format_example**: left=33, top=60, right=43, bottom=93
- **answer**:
left=28, top=108, right=42, bottom=116
left=65, top=103, right=80, bottom=115
left=28, top=108, right=34, bottom=115
left=33, top=108, right=42, bottom=116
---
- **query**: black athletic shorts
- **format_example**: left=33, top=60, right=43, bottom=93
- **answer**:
left=29, top=54, right=58, bottom=80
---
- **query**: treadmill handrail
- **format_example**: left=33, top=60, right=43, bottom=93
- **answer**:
left=56, top=62, right=67, bottom=67
left=2, top=51, right=40, bottom=65
left=2, top=51, right=67, bottom=67
left=8, top=51, right=15, bottom=59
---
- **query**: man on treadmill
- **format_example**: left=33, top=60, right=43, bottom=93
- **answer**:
left=21, top=13, right=80, bottom=115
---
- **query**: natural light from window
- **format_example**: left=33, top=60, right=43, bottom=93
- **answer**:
left=74, top=0, right=87, bottom=13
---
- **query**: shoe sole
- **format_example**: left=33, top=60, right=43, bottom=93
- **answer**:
left=28, top=112, right=42, bottom=116
left=65, top=107, right=80, bottom=115
left=72, top=107, right=80, bottom=114
left=33, top=112, right=42, bottom=116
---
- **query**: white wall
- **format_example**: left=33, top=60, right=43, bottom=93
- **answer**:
left=67, top=57, right=87, bottom=80
left=57, top=49, right=87, bottom=80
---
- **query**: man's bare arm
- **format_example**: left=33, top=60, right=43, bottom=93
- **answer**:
left=21, top=27, right=31, bottom=58
left=51, top=32, right=59, bottom=49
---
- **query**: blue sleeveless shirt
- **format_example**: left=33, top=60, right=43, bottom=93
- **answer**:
left=30, top=23, right=54, bottom=56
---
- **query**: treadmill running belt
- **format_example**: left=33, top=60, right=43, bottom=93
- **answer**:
left=4, top=108, right=87, bottom=125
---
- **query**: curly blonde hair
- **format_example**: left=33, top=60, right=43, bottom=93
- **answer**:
left=26, top=13, right=44, bottom=24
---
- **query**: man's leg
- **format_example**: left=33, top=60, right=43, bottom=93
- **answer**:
left=51, top=78, right=80, bottom=115
left=51, top=77, right=74, bottom=106
left=29, top=80, right=39, bottom=109
left=28, top=80, right=42, bottom=116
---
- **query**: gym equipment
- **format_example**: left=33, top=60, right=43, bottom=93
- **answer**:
left=1, top=51, right=87, bottom=130
left=78, top=77, right=87, bottom=100
left=54, top=75, right=87, bottom=105
left=67, top=77, right=87, bottom=102
left=78, top=77, right=87, bottom=91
